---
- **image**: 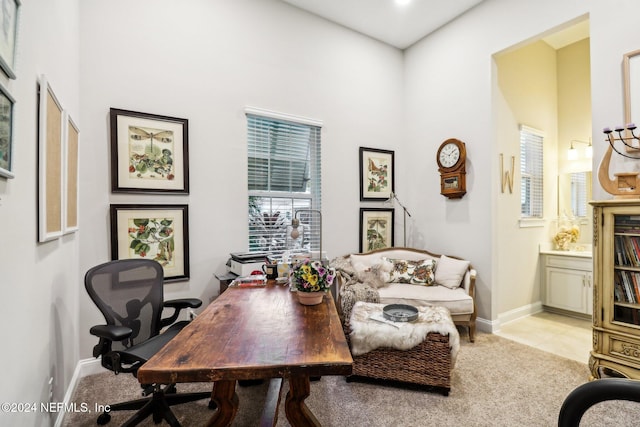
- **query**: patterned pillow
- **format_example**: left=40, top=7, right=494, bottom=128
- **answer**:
left=382, top=257, right=436, bottom=285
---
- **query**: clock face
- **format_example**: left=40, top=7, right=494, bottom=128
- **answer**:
left=439, top=142, right=460, bottom=168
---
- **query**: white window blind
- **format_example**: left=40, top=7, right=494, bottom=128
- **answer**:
left=570, top=172, right=588, bottom=217
left=246, top=110, right=322, bottom=255
left=520, top=125, right=544, bottom=218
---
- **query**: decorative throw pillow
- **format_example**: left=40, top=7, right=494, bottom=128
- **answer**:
left=434, top=255, right=470, bottom=289
left=382, top=257, right=436, bottom=285
left=355, top=262, right=393, bottom=289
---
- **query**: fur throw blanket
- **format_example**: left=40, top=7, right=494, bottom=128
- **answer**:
left=348, top=301, right=460, bottom=361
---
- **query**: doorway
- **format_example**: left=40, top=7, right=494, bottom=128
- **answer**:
left=493, top=18, right=592, bottom=348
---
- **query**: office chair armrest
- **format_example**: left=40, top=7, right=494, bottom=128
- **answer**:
left=164, top=298, right=203, bottom=309
left=89, top=325, right=133, bottom=358
left=90, top=324, right=133, bottom=341
left=161, top=298, right=203, bottom=327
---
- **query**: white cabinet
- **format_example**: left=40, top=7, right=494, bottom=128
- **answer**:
left=542, top=254, right=592, bottom=316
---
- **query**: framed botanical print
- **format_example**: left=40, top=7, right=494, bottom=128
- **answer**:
left=0, top=80, right=15, bottom=178
left=359, top=147, right=394, bottom=201
left=0, top=0, right=19, bottom=79
left=110, top=204, right=190, bottom=282
left=110, top=108, right=189, bottom=194
left=359, top=208, right=394, bottom=253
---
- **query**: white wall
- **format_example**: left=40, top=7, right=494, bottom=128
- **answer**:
left=4, top=1, right=640, bottom=423
left=0, top=0, right=80, bottom=426
left=77, top=0, right=404, bottom=358
left=405, top=0, right=640, bottom=326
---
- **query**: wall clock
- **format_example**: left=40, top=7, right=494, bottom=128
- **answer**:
left=436, top=138, right=467, bottom=199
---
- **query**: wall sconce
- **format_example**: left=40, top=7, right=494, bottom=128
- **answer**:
left=290, top=209, right=323, bottom=261
left=568, top=139, right=592, bottom=160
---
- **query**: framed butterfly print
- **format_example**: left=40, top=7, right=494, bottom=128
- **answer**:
left=110, top=108, right=189, bottom=194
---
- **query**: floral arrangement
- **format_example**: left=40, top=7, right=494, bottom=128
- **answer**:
left=553, top=224, right=580, bottom=251
left=291, top=258, right=336, bottom=292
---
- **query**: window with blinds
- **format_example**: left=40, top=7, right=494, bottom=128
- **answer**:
left=520, top=125, right=544, bottom=219
left=570, top=172, right=588, bottom=217
left=246, top=110, right=322, bottom=256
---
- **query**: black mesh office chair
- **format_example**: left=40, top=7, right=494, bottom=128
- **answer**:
left=85, top=259, right=214, bottom=426
left=558, top=378, right=640, bottom=427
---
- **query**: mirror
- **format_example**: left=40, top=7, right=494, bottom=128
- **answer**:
left=558, top=171, right=592, bottom=219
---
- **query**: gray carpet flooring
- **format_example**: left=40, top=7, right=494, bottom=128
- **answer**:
left=63, top=332, right=640, bottom=426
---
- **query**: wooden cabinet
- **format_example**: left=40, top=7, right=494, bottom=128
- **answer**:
left=591, top=200, right=640, bottom=379
left=543, top=254, right=592, bottom=316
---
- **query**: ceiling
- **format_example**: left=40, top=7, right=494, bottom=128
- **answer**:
left=280, top=0, right=589, bottom=50
left=280, top=0, right=485, bottom=50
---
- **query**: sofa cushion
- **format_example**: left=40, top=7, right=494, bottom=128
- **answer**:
left=382, top=257, right=436, bottom=285
left=378, top=283, right=474, bottom=315
left=435, top=255, right=470, bottom=289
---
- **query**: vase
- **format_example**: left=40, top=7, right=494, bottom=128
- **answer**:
left=296, top=291, right=324, bottom=306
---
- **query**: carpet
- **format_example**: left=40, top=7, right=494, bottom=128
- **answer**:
left=62, top=332, right=640, bottom=426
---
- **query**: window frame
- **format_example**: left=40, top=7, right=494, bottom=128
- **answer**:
left=245, top=107, right=323, bottom=256
left=519, top=125, right=545, bottom=227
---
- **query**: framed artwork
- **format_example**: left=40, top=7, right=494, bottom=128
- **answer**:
left=110, top=204, right=190, bottom=282
left=359, top=208, right=394, bottom=253
left=0, top=0, right=19, bottom=79
left=63, top=112, right=79, bottom=234
left=359, top=147, right=394, bottom=201
left=38, top=75, right=64, bottom=242
left=0, top=80, right=15, bottom=178
left=110, top=108, right=189, bottom=194
left=624, top=49, right=640, bottom=148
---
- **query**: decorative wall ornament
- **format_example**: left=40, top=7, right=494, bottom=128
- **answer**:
left=110, top=204, right=190, bottom=282
left=359, top=208, right=394, bottom=252
left=0, top=80, right=15, bottom=179
left=38, top=75, right=64, bottom=242
left=110, top=108, right=189, bottom=194
left=359, top=147, right=394, bottom=201
left=599, top=125, right=640, bottom=198
left=624, top=49, right=640, bottom=147
left=0, top=0, right=20, bottom=79
left=63, top=112, right=79, bottom=234
left=500, top=153, right=515, bottom=194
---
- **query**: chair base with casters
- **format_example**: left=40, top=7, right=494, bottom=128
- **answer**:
left=85, top=259, right=216, bottom=426
left=96, top=384, right=215, bottom=426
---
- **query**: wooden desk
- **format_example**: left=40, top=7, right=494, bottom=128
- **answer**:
left=137, top=284, right=353, bottom=426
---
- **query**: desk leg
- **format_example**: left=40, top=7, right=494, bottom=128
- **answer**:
left=285, top=376, right=320, bottom=427
left=206, top=380, right=239, bottom=427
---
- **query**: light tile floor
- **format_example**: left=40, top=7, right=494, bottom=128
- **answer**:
left=495, top=311, right=592, bottom=364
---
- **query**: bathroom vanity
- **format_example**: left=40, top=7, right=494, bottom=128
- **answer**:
left=540, top=244, right=593, bottom=317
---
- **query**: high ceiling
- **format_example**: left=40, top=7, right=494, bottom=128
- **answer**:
left=280, top=0, right=589, bottom=50
left=280, top=0, right=485, bottom=49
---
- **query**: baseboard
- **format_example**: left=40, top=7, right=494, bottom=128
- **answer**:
left=54, top=358, right=106, bottom=427
left=475, top=316, right=497, bottom=334
left=496, top=302, right=544, bottom=329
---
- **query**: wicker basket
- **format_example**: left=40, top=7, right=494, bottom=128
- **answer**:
left=345, top=326, right=452, bottom=395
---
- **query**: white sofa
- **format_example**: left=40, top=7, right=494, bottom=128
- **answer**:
left=331, top=247, right=477, bottom=342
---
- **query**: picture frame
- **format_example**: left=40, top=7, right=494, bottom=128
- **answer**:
left=110, top=108, right=189, bottom=194
left=63, top=112, right=79, bottom=234
left=0, top=0, right=20, bottom=79
left=624, top=49, right=640, bottom=149
left=359, top=147, right=394, bottom=201
left=110, top=204, right=190, bottom=282
left=359, top=208, right=394, bottom=253
left=0, top=79, right=15, bottom=178
left=38, top=75, right=64, bottom=242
